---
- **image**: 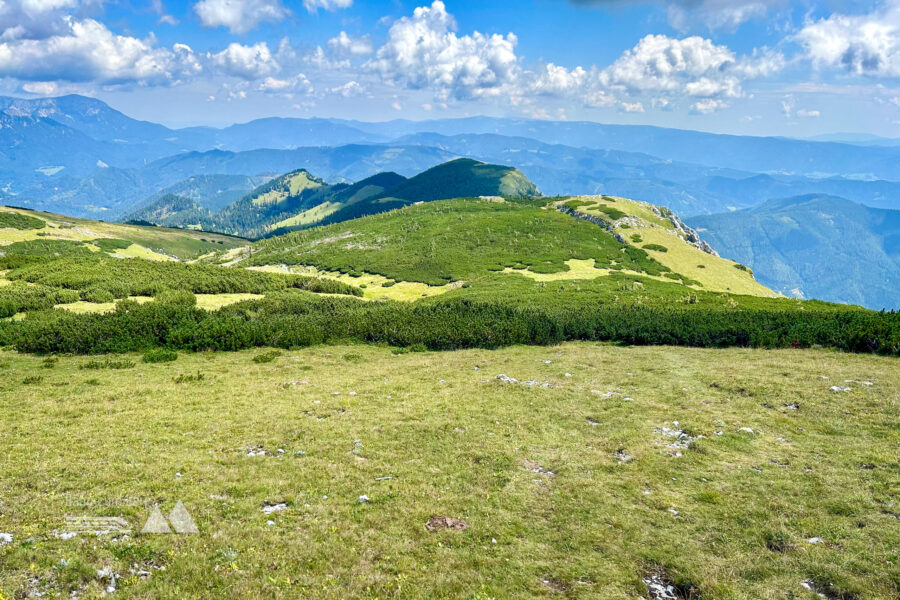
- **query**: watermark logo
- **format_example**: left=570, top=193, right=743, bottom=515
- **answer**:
left=141, top=500, right=198, bottom=534
left=63, top=516, right=130, bottom=536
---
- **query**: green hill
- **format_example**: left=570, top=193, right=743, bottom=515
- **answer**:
left=688, top=195, right=900, bottom=309
left=121, top=159, right=539, bottom=239
left=0, top=205, right=245, bottom=261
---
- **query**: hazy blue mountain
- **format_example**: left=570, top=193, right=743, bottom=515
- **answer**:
left=129, top=174, right=268, bottom=215
left=392, top=132, right=900, bottom=214
left=688, top=195, right=900, bottom=310
left=0, top=94, right=174, bottom=144
left=333, top=116, right=900, bottom=180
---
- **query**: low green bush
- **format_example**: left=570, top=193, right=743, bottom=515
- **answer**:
left=252, top=350, right=282, bottom=363
left=643, top=243, right=668, bottom=253
left=0, top=211, right=46, bottom=230
left=143, top=348, right=178, bottom=363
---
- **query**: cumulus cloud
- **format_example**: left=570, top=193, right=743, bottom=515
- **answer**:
left=569, top=0, right=785, bottom=31
left=210, top=41, right=280, bottom=79
left=21, top=80, right=58, bottom=94
left=595, top=34, right=780, bottom=110
left=327, top=31, right=372, bottom=57
left=531, top=63, right=588, bottom=94
left=303, top=0, right=351, bottom=11
left=193, top=0, right=288, bottom=34
left=257, top=73, right=312, bottom=94
left=690, top=98, right=728, bottom=114
left=796, top=0, right=900, bottom=78
left=331, top=80, right=364, bottom=97
left=0, top=17, right=201, bottom=84
left=366, top=0, right=520, bottom=100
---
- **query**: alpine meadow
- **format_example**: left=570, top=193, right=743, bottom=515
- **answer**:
left=1, top=0, right=899, bottom=599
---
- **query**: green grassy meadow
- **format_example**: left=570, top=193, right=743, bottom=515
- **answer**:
left=1, top=343, right=898, bottom=599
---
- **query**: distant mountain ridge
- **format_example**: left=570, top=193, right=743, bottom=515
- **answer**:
left=688, top=194, right=900, bottom=310
left=124, top=158, right=540, bottom=239
left=4, top=94, right=900, bottom=222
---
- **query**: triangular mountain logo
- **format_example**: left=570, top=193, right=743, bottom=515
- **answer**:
left=141, top=506, right=172, bottom=534
left=140, top=501, right=198, bottom=534
left=168, top=500, right=199, bottom=534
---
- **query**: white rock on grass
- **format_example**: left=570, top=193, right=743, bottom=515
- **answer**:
left=829, top=386, right=851, bottom=392
left=262, top=503, right=287, bottom=515
left=358, top=495, right=370, bottom=503
left=0, top=533, right=12, bottom=546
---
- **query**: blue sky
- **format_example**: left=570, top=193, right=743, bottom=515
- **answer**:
left=1, top=0, right=898, bottom=135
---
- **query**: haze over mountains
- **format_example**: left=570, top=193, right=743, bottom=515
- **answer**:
left=2, top=93, right=899, bottom=310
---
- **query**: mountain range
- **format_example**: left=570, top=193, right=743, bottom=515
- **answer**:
left=2, top=93, right=898, bottom=310
left=689, top=195, right=900, bottom=310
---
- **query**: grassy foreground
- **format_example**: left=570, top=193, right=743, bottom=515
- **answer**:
left=1, top=343, right=898, bottom=599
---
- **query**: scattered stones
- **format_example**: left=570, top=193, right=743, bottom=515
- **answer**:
left=643, top=572, right=685, bottom=600
left=0, top=532, right=12, bottom=546
left=261, top=502, right=287, bottom=515
left=656, top=422, right=699, bottom=456
left=614, top=449, right=633, bottom=463
left=245, top=446, right=266, bottom=457
left=785, top=403, right=799, bottom=410
left=55, top=531, right=78, bottom=540
left=425, top=516, right=468, bottom=531
left=494, top=374, right=551, bottom=388
left=740, top=427, right=755, bottom=434
left=829, top=386, right=851, bottom=393
left=96, top=567, right=117, bottom=594
left=522, top=459, right=555, bottom=476
left=801, top=579, right=828, bottom=598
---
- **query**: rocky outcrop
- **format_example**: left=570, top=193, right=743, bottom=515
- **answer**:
left=557, top=206, right=626, bottom=243
left=648, top=205, right=719, bottom=257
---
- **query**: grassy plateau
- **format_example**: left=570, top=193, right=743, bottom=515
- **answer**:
left=0, top=343, right=897, bottom=599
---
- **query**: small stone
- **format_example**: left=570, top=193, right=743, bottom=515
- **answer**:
left=262, top=502, right=287, bottom=514
left=0, top=533, right=12, bottom=546
left=829, top=386, right=851, bottom=392
left=807, top=537, right=823, bottom=544
left=358, top=495, right=370, bottom=503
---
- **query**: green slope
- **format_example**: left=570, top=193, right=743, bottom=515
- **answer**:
left=688, top=195, right=900, bottom=309
left=240, top=197, right=676, bottom=286
left=1, top=205, right=245, bottom=260
left=119, top=160, right=539, bottom=239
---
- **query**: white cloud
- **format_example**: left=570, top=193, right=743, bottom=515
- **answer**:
left=257, top=73, right=312, bottom=94
left=620, top=101, right=644, bottom=112
left=331, top=80, right=364, bottom=97
left=690, top=98, right=728, bottom=113
left=595, top=34, right=780, bottom=111
left=366, top=0, right=520, bottom=100
left=21, top=80, right=58, bottom=94
left=303, top=0, right=351, bottom=12
left=600, top=35, right=737, bottom=93
left=531, top=63, right=588, bottom=94
left=327, top=31, right=372, bottom=57
left=0, top=17, right=201, bottom=84
left=304, top=45, right=349, bottom=70
left=796, top=108, right=820, bottom=118
left=193, top=0, right=288, bottom=34
left=796, top=1, right=900, bottom=78
left=210, top=42, right=279, bottom=80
